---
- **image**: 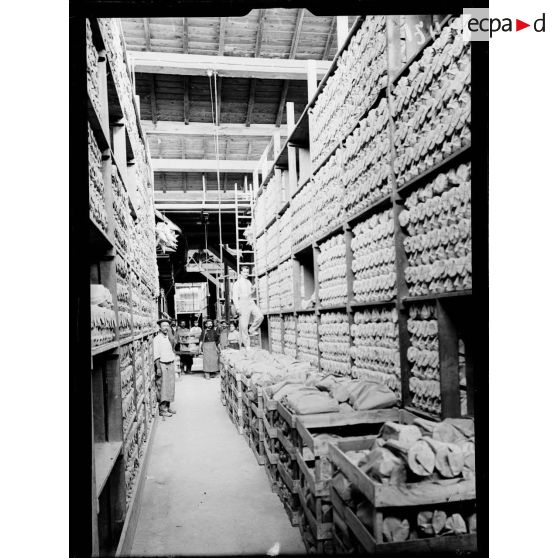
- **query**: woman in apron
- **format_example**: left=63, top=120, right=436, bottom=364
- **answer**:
left=200, top=319, right=220, bottom=380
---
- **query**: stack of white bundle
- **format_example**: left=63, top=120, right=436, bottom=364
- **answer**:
left=283, top=315, right=297, bottom=358
left=117, top=283, right=130, bottom=312
left=291, top=180, right=318, bottom=251
left=313, top=149, right=345, bottom=239
left=352, top=209, right=397, bottom=303
left=278, top=208, right=292, bottom=262
left=86, top=19, right=102, bottom=116
left=278, top=260, right=294, bottom=311
left=112, top=167, right=131, bottom=254
left=116, top=254, right=128, bottom=288
left=351, top=308, right=401, bottom=399
left=407, top=304, right=441, bottom=415
left=255, top=232, right=267, bottom=274
left=310, top=16, right=387, bottom=168
left=400, top=163, right=471, bottom=295
left=318, top=234, right=347, bottom=307
left=90, top=305, right=116, bottom=347
left=267, top=268, right=281, bottom=312
left=319, top=312, right=351, bottom=375
left=257, top=274, right=268, bottom=313
left=254, top=193, right=267, bottom=236
left=88, top=124, right=108, bottom=233
left=122, top=389, right=136, bottom=439
left=119, top=311, right=132, bottom=339
left=269, top=316, right=283, bottom=353
left=297, top=314, right=319, bottom=366
left=342, top=98, right=392, bottom=219
left=392, top=17, right=470, bottom=186
left=266, top=220, right=280, bottom=270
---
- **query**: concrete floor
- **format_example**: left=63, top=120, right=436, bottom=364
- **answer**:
left=131, top=372, right=306, bottom=556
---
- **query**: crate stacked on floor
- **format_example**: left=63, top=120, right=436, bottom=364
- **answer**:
left=328, top=413, right=476, bottom=554
left=88, top=18, right=159, bottom=555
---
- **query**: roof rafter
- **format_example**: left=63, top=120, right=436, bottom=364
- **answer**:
left=276, top=9, right=304, bottom=127
left=129, top=52, right=330, bottom=80
left=183, top=18, right=188, bottom=53
left=183, top=76, right=189, bottom=124
left=141, top=121, right=288, bottom=137
left=143, top=18, right=152, bottom=51
left=218, top=17, right=228, bottom=56
left=323, top=18, right=336, bottom=59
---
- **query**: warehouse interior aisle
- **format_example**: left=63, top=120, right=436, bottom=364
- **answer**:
left=131, top=374, right=306, bottom=556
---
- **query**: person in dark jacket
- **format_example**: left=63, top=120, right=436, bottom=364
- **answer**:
left=199, top=319, right=220, bottom=380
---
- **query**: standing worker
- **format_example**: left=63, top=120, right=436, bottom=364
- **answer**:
left=199, top=319, right=220, bottom=380
left=232, top=265, right=264, bottom=348
left=175, top=320, right=193, bottom=375
left=228, top=322, right=240, bottom=349
left=219, top=320, right=230, bottom=349
left=153, top=318, right=177, bottom=417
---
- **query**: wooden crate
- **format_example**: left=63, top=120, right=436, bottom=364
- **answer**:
left=328, top=436, right=477, bottom=554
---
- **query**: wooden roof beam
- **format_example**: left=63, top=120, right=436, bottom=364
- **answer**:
left=323, top=18, right=336, bottom=59
left=143, top=18, right=152, bottom=51
left=183, top=76, right=190, bottom=124
left=183, top=18, right=188, bottom=53
left=141, top=121, right=288, bottom=137
left=129, top=52, right=331, bottom=80
left=254, top=9, right=266, bottom=57
left=152, top=159, right=260, bottom=173
left=246, top=79, right=256, bottom=127
left=218, top=17, right=228, bottom=56
left=150, top=75, right=158, bottom=124
left=276, top=9, right=304, bottom=127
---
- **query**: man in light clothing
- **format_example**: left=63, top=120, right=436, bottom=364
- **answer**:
left=153, top=318, right=176, bottom=417
left=232, top=266, right=263, bottom=348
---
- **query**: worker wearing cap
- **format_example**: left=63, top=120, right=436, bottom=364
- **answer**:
left=232, top=265, right=263, bottom=348
left=153, top=318, right=176, bottom=417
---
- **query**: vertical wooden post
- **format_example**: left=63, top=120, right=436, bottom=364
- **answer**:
left=344, top=223, right=355, bottom=377
left=336, top=16, right=349, bottom=50
left=286, top=103, right=298, bottom=199
left=385, top=22, right=412, bottom=408
left=97, top=50, right=110, bottom=135
left=306, top=59, right=318, bottom=103
left=112, top=121, right=127, bottom=179
left=436, top=301, right=461, bottom=418
left=273, top=130, right=281, bottom=160
left=202, top=173, right=207, bottom=204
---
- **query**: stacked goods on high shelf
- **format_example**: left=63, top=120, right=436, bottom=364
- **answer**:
left=269, top=316, right=283, bottom=354
left=133, top=340, right=144, bottom=406
left=112, top=166, right=131, bottom=254
left=407, top=304, right=441, bottom=416
left=88, top=124, right=108, bottom=233
left=329, top=417, right=476, bottom=553
left=256, top=232, right=266, bottom=274
left=351, top=209, right=396, bottom=303
left=291, top=179, right=318, bottom=251
left=342, top=98, right=392, bottom=219
left=267, top=221, right=280, bottom=270
left=283, top=316, right=297, bottom=358
left=297, top=315, right=319, bottom=366
left=313, top=150, right=345, bottom=239
left=391, top=18, right=470, bottom=187
left=268, top=269, right=281, bottom=312
left=318, top=312, right=351, bottom=376
left=278, top=208, right=292, bottom=262
left=351, top=308, right=401, bottom=401
left=90, top=285, right=116, bottom=347
left=254, top=194, right=267, bottom=236
left=86, top=18, right=102, bottom=116
left=119, top=311, right=132, bottom=340
left=98, top=19, right=145, bottom=169
left=278, top=260, right=294, bottom=311
left=258, top=274, right=269, bottom=313
left=309, top=16, right=387, bottom=168
left=122, top=349, right=138, bottom=505
left=399, top=163, right=471, bottom=295
left=318, top=234, right=347, bottom=307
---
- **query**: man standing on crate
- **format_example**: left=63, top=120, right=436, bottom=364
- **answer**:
left=153, top=318, right=176, bottom=417
left=232, top=265, right=263, bottom=348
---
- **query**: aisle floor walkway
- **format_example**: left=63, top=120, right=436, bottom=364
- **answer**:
left=131, top=373, right=306, bottom=556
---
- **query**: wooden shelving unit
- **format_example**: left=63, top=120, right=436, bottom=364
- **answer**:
left=253, top=14, right=473, bottom=422
left=87, top=18, right=160, bottom=557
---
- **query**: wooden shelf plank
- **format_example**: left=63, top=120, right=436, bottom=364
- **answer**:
left=92, top=339, right=119, bottom=357
left=89, top=217, right=114, bottom=255
left=95, top=441, right=123, bottom=497
left=403, top=290, right=472, bottom=304
left=350, top=299, right=396, bottom=309
left=346, top=193, right=393, bottom=227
